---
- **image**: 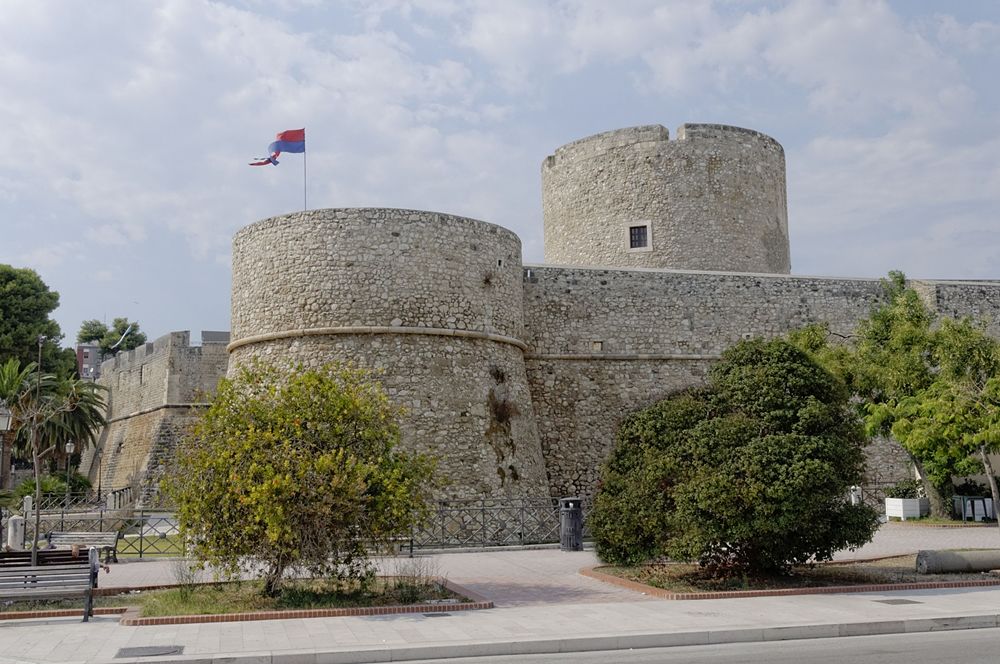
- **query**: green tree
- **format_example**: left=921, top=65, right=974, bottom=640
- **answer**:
left=77, top=317, right=146, bottom=357
left=0, top=265, right=74, bottom=377
left=590, top=339, right=878, bottom=576
left=868, top=318, right=1000, bottom=527
left=0, top=358, right=35, bottom=490
left=0, top=357, right=107, bottom=562
left=165, top=361, right=437, bottom=596
left=793, top=272, right=1000, bottom=518
left=76, top=319, right=108, bottom=344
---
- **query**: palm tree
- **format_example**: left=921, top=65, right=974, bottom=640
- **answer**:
left=0, top=357, right=107, bottom=563
left=0, top=358, right=39, bottom=490
left=20, top=377, right=108, bottom=470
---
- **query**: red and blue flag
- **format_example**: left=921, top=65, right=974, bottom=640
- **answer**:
left=249, top=128, right=305, bottom=166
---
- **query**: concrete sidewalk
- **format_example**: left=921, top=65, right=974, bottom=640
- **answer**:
left=1, top=523, right=999, bottom=664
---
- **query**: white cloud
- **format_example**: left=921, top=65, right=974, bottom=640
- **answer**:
left=934, top=15, right=1000, bottom=53
left=0, top=0, right=510, bottom=262
left=18, top=242, right=75, bottom=270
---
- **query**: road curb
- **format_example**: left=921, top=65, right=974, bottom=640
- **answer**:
left=95, top=612, right=1000, bottom=663
left=579, top=565, right=1000, bottom=599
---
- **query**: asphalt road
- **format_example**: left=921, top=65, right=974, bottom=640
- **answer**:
left=409, top=628, right=1000, bottom=663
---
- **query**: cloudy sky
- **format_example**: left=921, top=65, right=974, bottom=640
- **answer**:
left=2, top=0, right=999, bottom=346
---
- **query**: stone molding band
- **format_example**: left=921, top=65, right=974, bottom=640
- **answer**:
left=226, top=326, right=722, bottom=361
left=106, top=403, right=212, bottom=425
left=525, top=353, right=721, bottom=361
left=227, top=326, right=530, bottom=353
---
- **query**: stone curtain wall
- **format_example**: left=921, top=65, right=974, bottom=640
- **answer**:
left=522, top=266, right=910, bottom=496
left=80, top=331, right=229, bottom=507
left=932, top=281, right=1000, bottom=337
left=526, top=357, right=714, bottom=497
left=228, top=208, right=550, bottom=500
left=542, top=124, right=790, bottom=274
left=522, top=267, right=883, bottom=356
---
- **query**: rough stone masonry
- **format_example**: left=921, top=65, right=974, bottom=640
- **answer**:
left=82, top=123, right=1000, bottom=505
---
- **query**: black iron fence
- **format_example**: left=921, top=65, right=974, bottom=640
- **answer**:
left=8, top=497, right=594, bottom=559
left=21, top=509, right=182, bottom=559
left=18, top=486, right=134, bottom=513
left=407, top=497, right=591, bottom=550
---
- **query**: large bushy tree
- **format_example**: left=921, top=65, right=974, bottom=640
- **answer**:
left=793, top=272, right=1000, bottom=519
left=0, top=265, right=75, bottom=377
left=590, top=339, right=878, bottom=575
left=77, top=317, right=147, bottom=357
left=166, top=361, right=436, bottom=595
left=866, top=317, right=1000, bottom=524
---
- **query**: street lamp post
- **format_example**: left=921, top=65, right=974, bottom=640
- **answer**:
left=64, top=441, right=75, bottom=509
left=29, top=334, right=45, bottom=566
left=0, top=402, right=11, bottom=491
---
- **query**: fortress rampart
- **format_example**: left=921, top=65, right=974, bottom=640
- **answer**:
left=92, top=122, right=1000, bottom=504
left=80, top=330, right=229, bottom=507
left=542, top=124, right=790, bottom=274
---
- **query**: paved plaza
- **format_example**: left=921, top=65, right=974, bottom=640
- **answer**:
left=2, top=523, right=1000, bottom=664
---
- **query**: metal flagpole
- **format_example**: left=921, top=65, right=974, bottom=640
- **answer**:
left=303, top=140, right=308, bottom=211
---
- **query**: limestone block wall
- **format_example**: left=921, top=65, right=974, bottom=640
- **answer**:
left=80, top=331, right=229, bottom=507
left=542, top=124, right=790, bottom=274
left=228, top=208, right=549, bottom=499
left=521, top=267, right=1000, bottom=497
left=932, top=281, right=1000, bottom=337
left=522, top=266, right=887, bottom=496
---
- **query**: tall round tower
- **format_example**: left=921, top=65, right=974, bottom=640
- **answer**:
left=228, top=208, right=549, bottom=499
left=542, top=123, right=790, bottom=273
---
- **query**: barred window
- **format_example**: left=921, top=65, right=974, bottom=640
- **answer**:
left=629, top=225, right=648, bottom=249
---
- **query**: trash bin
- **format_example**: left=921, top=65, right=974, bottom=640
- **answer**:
left=559, top=497, right=583, bottom=551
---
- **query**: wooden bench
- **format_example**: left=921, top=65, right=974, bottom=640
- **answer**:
left=46, top=531, right=119, bottom=564
left=0, top=549, right=87, bottom=568
left=0, top=547, right=99, bottom=621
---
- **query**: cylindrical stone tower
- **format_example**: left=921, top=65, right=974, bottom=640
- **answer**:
left=228, top=208, right=549, bottom=499
left=542, top=123, right=791, bottom=273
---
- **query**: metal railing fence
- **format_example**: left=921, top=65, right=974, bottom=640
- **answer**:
left=407, top=497, right=592, bottom=551
left=11, top=496, right=595, bottom=559
left=18, top=509, right=182, bottom=559
left=16, top=486, right=133, bottom=513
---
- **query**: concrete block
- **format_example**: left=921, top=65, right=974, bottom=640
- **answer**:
left=839, top=620, right=906, bottom=637
left=708, top=628, right=765, bottom=644
left=904, top=615, right=999, bottom=633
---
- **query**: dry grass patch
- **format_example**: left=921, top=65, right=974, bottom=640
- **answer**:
left=138, top=576, right=463, bottom=617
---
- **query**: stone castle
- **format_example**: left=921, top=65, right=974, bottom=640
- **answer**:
left=79, top=123, right=1000, bottom=506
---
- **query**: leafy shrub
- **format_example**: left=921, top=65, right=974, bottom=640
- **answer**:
left=13, top=475, right=66, bottom=502
left=12, top=472, right=91, bottom=503
left=590, top=339, right=880, bottom=576
left=165, top=361, right=437, bottom=596
left=884, top=479, right=923, bottom=499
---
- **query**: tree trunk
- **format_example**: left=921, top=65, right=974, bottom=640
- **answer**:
left=263, top=559, right=287, bottom=597
left=911, top=456, right=948, bottom=519
left=0, top=430, right=11, bottom=490
left=978, top=445, right=1000, bottom=536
